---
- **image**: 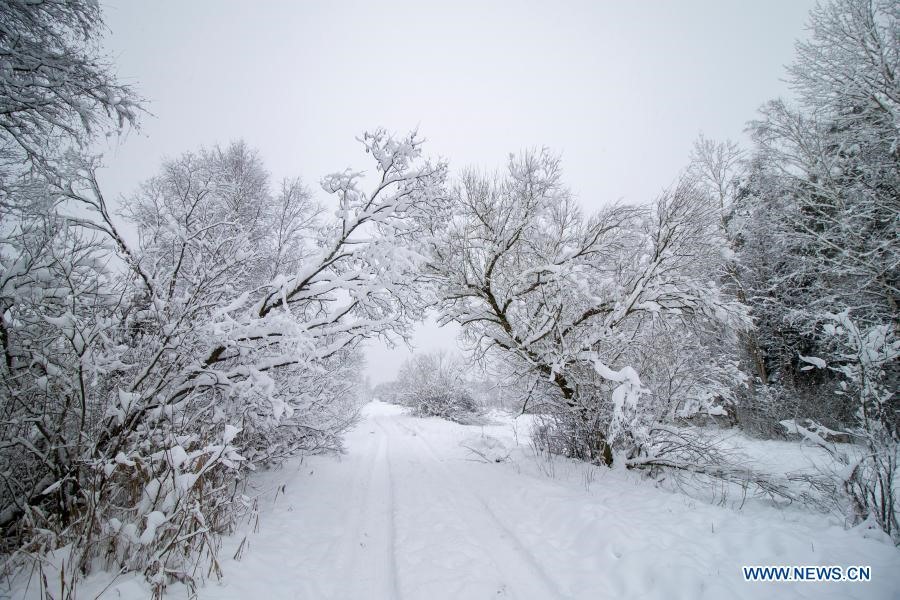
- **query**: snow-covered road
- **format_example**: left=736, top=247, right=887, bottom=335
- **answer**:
left=190, top=402, right=898, bottom=600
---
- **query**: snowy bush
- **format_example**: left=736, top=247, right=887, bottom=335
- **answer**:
left=817, top=313, right=899, bottom=542
left=393, top=352, right=480, bottom=423
left=412, top=388, right=480, bottom=423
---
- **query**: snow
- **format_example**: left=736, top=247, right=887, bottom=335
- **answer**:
left=223, top=424, right=241, bottom=444
left=139, top=511, right=168, bottom=545
left=10, top=401, right=900, bottom=599
left=798, top=354, right=826, bottom=370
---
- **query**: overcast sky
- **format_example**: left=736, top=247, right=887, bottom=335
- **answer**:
left=97, top=0, right=817, bottom=384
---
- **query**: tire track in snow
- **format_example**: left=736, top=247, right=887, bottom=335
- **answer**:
left=403, top=418, right=569, bottom=598
left=377, top=417, right=403, bottom=600
left=327, top=420, right=379, bottom=596
left=381, top=416, right=568, bottom=599
left=340, top=418, right=401, bottom=600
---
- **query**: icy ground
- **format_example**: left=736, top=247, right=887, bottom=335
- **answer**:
left=14, top=401, right=900, bottom=599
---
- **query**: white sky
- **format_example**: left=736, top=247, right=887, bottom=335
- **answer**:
left=97, top=0, right=816, bottom=384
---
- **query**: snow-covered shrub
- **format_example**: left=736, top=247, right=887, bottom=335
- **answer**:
left=844, top=433, right=899, bottom=543
left=820, top=313, right=899, bottom=542
left=394, top=352, right=480, bottom=423
left=412, top=388, right=480, bottom=423
left=530, top=409, right=612, bottom=463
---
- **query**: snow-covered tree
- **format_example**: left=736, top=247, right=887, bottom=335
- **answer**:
left=0, top=128, right=446, bottom=593
left=424, top=151, right=747, bottom=465
left=788, top=0, right=898, bottom=130
left=0, top=0, right=139, bottom=187
left=729, top=0, right=898, bottom=539
left=0, top=0, right=142, bottom=560
left=732, top=0, right=897, bottom=421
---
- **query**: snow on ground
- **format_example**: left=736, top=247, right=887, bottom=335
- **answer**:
left=10, top=401, right=900, bottom=599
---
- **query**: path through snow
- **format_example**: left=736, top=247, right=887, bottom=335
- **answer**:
left=75, top=401, right=900, bottom=599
